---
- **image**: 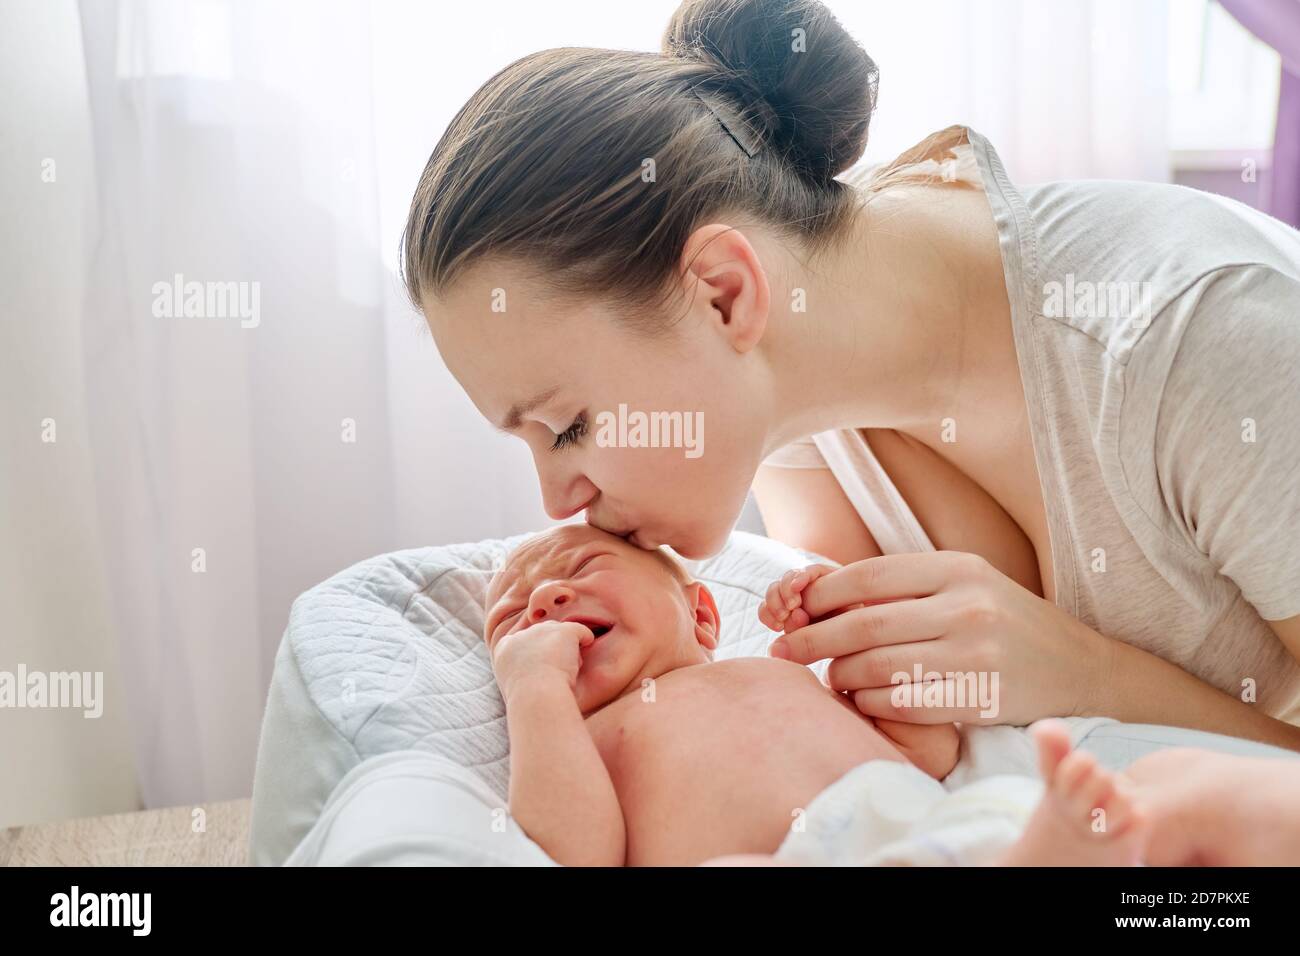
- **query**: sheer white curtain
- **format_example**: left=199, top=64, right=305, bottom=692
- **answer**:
left=3, top=0, right=1170, bottom=816
left=842, top=0, right=1172, bottom=182
left=74, top=0, right=400, bottom=809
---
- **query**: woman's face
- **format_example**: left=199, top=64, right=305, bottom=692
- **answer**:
left=425, top=240, right=774, bottom=559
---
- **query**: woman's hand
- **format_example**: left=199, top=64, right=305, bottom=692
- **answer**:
left=767, top=551, right=1110, bottom=726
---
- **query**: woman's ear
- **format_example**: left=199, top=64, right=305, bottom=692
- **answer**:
left=685, top=581, right=721, bottom=650
left=679, top=223, right=770, bottom=353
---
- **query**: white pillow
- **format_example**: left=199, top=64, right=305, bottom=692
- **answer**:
left=249, top=530, right=829, bottom=865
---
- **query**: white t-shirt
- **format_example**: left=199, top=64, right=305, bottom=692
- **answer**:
left=764, top=127, right=1300, bottom=723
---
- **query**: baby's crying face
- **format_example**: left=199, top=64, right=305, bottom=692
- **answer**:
left=485, top=524, right=719, bottom=713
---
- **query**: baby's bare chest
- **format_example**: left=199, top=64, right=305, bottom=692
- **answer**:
left=584, top=659, right=890, bottom=864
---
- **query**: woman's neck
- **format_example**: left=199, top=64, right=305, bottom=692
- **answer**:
left=759, top=185, right=1007, bottom=455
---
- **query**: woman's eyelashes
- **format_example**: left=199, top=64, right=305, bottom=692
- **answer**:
left=550, top=411, right=588, bottom=451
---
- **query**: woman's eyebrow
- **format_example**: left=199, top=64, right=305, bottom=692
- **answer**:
left=498, top=386, right=560, bottom=432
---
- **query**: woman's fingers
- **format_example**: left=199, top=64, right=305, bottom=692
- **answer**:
left=770, top=595, right=951, bottom=663
left=850, top=679, right=998, bottom=725
left=798, top=551, right=987, bottom=620
left=825, top=637, right=947, bottom=692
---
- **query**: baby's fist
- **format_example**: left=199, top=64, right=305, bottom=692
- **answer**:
left=491, top=619, right=594, bottom=700
left=758, top=563, right=835, bottom=633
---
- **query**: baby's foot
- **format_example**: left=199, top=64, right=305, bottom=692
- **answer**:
left=758, top=563, right=835, bottom=634
left=1126, top=748, right=1300, bottom=866
left=999, top=720, right=1147, bottom=867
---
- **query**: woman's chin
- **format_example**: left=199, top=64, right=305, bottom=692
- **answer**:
left=665, top=526, right=731, bottom=561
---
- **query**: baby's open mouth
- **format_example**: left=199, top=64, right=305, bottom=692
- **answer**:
left=572, top=619, right=614, bottom=667
left=567, top=617, right=614, bottom=640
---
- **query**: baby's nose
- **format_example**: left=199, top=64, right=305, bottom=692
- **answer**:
left=529, top=583, right=573, bottom=620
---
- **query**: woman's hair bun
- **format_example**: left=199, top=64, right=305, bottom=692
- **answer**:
left=663, top=0, right=878, bottom=182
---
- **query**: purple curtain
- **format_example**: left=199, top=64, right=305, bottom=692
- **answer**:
left=1219, top=0, right=1300, bottom=227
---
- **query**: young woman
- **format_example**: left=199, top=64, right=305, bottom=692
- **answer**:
left=401, top=0, right=1300, bottom=748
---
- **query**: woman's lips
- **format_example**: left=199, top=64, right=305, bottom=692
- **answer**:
left=587, top=514, right=655, bottom=550
left=586, top=512, right=636, bottom=539
left=628, top=530, right=657, bottom=550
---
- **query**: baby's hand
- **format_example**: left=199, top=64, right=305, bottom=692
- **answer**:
left=874, top=718, right=961, bottom=781
left=490, top=619, right=595, bottom=701
left=759, top=563, right=836, bottom=633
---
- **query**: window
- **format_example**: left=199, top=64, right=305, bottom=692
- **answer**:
left=1168, top=0, right=1279, bottom=157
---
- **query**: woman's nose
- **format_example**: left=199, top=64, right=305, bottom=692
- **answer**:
left=534, top=455, right=598, bottom=521
left=527, top=581, right=576, bottom=622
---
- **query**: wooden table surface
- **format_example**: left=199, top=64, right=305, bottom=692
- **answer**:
left=1, top=798, right=252, bottom=866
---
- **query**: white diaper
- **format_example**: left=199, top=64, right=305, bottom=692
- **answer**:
left=773, top=759, right=1043, bottom=866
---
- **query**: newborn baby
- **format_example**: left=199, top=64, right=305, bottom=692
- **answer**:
left=485, top=525, right=1300, bottom=867
left=483, top=524, right=962, bottom=866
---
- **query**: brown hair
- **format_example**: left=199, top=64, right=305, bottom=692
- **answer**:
left=400, top=0, right=879, bottom=326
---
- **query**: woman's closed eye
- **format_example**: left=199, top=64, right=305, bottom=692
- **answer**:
left=550, top=411, right=588, bottom=451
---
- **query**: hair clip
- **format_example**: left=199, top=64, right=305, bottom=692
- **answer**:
left=692, top=87, right=759, bottom=159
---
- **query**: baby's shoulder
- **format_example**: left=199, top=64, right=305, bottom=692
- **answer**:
left=707, top=655, right=818, bottom=677
left=609, top=656, right=819, bottom=713
left=692, top=656, right=827, bottom=696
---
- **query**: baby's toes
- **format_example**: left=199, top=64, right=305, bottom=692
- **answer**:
left=1054, top=750, right=1099, bottom=803
left=1075, top=769, right=1118, bottom=832
left=1099, top=777, right=1143, bottom=835
left=1030, top=719, right=1073, bottom=782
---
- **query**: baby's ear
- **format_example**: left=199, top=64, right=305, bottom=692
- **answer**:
left=685, top=581, right=721, bottom=651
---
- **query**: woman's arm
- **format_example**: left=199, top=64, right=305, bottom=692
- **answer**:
left=774, top=551, right=1300, bottom=751
left=1270, top=615, right=1300, bottom=669
left=758, top=464, right=1300, bottom=748
left=1133, top=266, right=1300, bottom=743
left=751, top=463, right=881, bottom=565
left=1088, top=624, right=1300, bottom=752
